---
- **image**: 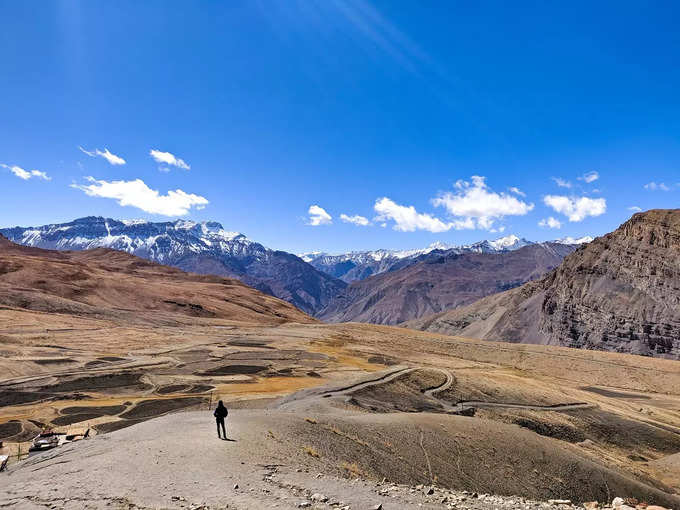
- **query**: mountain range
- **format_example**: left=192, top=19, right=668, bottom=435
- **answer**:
left=0, top=217, right=345, bottom=316
left=0, top=233, right=310, bottom=326
left=301, top=234, right=592, bottom=283
left=317, top=242, right=577, bottom=325
left=405, top=209, right=680, bottom=359
left=0, top=217, right=590, bottom=321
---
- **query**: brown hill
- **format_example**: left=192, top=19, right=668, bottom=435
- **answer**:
left=405, top=209, right=680, bottom=359
left=0, top=234, right=312, bottom=326
left=317, top=243, right=575, bottom=325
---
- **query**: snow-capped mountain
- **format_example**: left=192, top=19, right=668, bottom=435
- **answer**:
left=300, top=242, right=454, bottom=282
left=0, top=217, right=346, bottom=315
left=302, top=234, right=592, bottom=283
left=553, top=236, right=595, bottom=245
left=301, top=235, right=537, bottom=283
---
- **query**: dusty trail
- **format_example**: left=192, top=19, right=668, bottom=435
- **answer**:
left=449, top=401, right=594, bottom=412
left=315, top=366, right=594, bottom=415
left=320, top=366, right=418, bottom=397
left=423, top=368, right=455, bottom=397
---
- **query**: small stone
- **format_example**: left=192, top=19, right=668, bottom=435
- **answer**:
left=613, top=498, right=626, bottom=508
left=426, top=487, right=435, bottom=495
left=549, top=500, right=572, bottom=505
left=311, top=493, right=328, bottom=503
left=372, top=505, right=383, bottom=510
left=583, top=502, right=599, bottom=510
left=233, top=484, right=239, bottom=489
left=298, top=503, right=311, bottom=508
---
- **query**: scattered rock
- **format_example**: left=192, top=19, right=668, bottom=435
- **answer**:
left=426, top=487, right=435, bottom=495
left=233, top=484, right=239, bottom=490
left=311, top=493, right=328, bottom=502
left=371, top=505, right=383, bottom=510
left=549, top=500, right=572, bottom=505
left=297, top=502, right=311, bottom=508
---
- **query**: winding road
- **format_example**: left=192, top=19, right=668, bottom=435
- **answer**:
left=320, top=366, right=594, bottom=414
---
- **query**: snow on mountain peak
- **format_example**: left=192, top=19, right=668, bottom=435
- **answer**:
left=554, top=236, right=594, bottom=245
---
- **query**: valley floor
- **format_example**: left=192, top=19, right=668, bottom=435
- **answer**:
left=1, top=311, right=680, bottom=508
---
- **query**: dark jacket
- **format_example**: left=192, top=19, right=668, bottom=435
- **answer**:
left=214, top=404, right=228, bottom=419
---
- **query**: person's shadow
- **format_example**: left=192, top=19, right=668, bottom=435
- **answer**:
left=221, top=437, right=237, bottom=442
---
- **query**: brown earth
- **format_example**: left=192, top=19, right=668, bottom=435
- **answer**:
left=1, top=234, right=680, bottom=508
left=405, top=209, right=680, bottom=359
left=0, top=234, right=312, bottom=326
left=318, top=243, right=574, bottom=325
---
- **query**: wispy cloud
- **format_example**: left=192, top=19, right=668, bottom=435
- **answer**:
left=1, top=163, right=51, bottom=181
left=644, top=181, right=671, bottom=191
left=340, top=213, right=370, bottom=226
left=71, top=177, right=208, bottom=216
left=150, top=149, right=190, bottom=170
left=374, top=197, right=452, bottom=232
left=538, top=217, right=562, bottom=229
left=508, top=186, right=526, bottom=197
left=543, top=195, right=606, bottom=222
left=431, top=176, right=534, bottom=231
left=628, top=206, right=642, bottom=212
left=78, top=146, right=126, bottom=165
left=551, top=177, right=572, bottom=189
left=307, top=205, right=332, bottom=226
left=578, top=171, right=599, bottom=183
left=332, top=0, right=430, bottom=75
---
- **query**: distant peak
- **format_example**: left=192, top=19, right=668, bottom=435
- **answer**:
left=553, top=236, right=594, bottom=245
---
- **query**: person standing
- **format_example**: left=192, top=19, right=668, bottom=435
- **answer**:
left=214, top=400, right=228, bottom=439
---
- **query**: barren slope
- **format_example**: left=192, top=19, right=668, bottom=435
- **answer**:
left=318, top=243, right=574, bottom=325
left=0, top=234, right=312, bottom=325
left=405, top=209, right=680, bottom=359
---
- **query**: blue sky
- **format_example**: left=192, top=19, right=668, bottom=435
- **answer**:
left=1, top=1, right=679, bottom=253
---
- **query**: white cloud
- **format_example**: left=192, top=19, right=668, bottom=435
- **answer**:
left=340, top=213, right=370, bottom=226
left=79, top=146, right=126, bottom=165
left=431, top=176, right=534, bottom=230
left=552, top=177, right=572, bottom=188
left=1, top=163, right=51, bottom=181
left=307, top=205, right=332, bottom=226
left=578, top=171, right=599, bottom=183
left=150, top=149, right=190, bottom=170
left=538, top=217, right=562, bottom=229
left=644, top=182, right=671, bottom=191
left=508, top=186, right=526, bottom=197
left=71, top=177, right=208, bottom=216
left=543, top=195, right=606, bottom=222
left=628, top=206, right=642, bottom=212
left=374, top=197, right=453, bottom=233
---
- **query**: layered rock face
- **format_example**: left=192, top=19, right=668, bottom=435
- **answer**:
left=406, top=210, right=680, bottom=359
left=539, top=209, right=680, bottom=356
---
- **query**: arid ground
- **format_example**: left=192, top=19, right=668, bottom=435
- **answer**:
left=2, top=310, right=680, bottom=508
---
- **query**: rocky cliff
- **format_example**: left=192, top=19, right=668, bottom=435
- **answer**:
left=405, top=209, right=680, bottom=359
